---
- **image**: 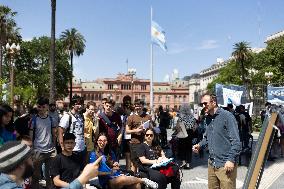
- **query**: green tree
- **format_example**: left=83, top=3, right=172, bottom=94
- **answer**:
left=207, top=60, right=243, bottom=93
left=0, top=5, right=21, bottom=98
left=60, top=28, right=86, bottom=101
left=49, top=0, right=56, bottom=103
left=13, top=36, right=71, bottom=106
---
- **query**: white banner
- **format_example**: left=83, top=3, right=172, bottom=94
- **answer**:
left=223, top=88, right=243, bottom=106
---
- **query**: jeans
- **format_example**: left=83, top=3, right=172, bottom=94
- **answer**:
left=31, top=149, right=56, bottom=189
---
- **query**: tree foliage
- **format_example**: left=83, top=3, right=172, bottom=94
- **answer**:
left=208, top=37, right=284, bottom=92
left=2, top=36, right=71, bottom=106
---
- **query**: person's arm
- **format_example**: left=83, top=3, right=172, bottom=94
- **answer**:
left=125, top=123, right=143, bottom=134
left=58, top=114, right=69, bottom=150
left=117, top=117, right=123, bottom=145
left=53, top=175, right=69, bottom=188
left=52, top=127, right=57, bottom=145
left=193, top=123, right=208, bottom=153
left=139, top=156, right=159, bottom=165
left=58, top=127, right=65, bottom=150
left=136, top=144, right=161, bottom=165
left=225, top=113, right=241, bottom=163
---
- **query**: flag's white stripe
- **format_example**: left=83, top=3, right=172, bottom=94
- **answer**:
left=151, top=26, right=166, bottom=44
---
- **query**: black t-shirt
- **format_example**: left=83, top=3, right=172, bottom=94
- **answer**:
left=136, top=143, right=159, bottom=171
left=50, top=153, right=81, bottom=187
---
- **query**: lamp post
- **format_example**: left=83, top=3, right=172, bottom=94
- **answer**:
left=128, top=68, right=136, bottom=103
left=265, top=72, right=273, bottom=84
left=6, top=43, right=20, bottom=107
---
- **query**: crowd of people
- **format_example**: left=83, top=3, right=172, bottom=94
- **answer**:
left=1, top=93, right=282, bottom=189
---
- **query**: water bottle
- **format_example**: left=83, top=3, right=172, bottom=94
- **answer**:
left=89, top=152, right=96, bottom=163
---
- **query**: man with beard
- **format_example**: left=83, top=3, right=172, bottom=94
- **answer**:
left=193, top=94, right=241, bottom=189
left=0, top=141, right=103, bottom=189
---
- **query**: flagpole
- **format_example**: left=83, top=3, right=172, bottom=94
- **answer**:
left=150, top=6, right=154, bottom=113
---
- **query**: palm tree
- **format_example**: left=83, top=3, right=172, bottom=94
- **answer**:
left=232, top=41, right=251, bottom=100
left=49, top=0, right=56, bottom=103
left=60, top=28, right=86, bottom=102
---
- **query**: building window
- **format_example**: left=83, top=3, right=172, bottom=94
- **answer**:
left=141, top=94, right=146, bottom=101
left=158, top=95, right=162, bottom=102
left=183, top=95, right=186, bottom=102
left=166, top=105, right=170, bottom=109
left=108, top=84, right=113, bottom=90
left=141, top=85, right=146, bottom=90
left=166, top=95, right=170, bottom=102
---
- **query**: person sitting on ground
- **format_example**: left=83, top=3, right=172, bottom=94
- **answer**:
left=0, top=141, right=103, bottom=189
left=89, top=133, right=158, bottom=189
left=136, top=128, right=181, bottom=189
left=51, top=133, right=81, bottom=188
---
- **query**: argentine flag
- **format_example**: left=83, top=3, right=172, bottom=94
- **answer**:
left=151, top=21, right=167, bottom=51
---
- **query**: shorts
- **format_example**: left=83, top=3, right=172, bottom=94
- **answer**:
left=129, top=143, right=140, bottom=166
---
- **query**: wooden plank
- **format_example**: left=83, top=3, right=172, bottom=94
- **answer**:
left=248, top=113, right=277, bottom=189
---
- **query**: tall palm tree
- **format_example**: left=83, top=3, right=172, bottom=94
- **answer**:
left=49, top=0, right=56, bottom=103
left=232, top=41, right=251, bottom=100
left=60, top=28, right=86, bottom=102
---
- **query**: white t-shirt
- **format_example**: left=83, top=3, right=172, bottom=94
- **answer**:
left=59, top=113, right=85, bottom=152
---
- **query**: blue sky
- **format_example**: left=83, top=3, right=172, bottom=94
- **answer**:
left=2, top=0, right=284, bottom=81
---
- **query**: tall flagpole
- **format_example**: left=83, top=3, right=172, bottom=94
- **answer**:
left=150, top=7, right=154, bottom=113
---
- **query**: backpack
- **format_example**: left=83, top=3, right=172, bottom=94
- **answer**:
left=65, top=113, right=74, bottom=134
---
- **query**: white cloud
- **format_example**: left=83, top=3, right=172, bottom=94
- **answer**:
left=197, top=40, right=219, bottom=50
left=167, top=43, right=189, bottom=54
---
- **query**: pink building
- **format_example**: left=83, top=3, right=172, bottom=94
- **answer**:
left=70, top=73, right=189, bottom=110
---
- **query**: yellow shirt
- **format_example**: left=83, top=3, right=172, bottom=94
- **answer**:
left=84, top=114, right=99, bottom=151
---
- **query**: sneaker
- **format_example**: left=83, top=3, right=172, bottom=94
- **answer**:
left=142, top=178, right=158, bottom=189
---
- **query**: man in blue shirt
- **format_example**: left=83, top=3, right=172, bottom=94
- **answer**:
left=193, top=94, right=241, bottom=189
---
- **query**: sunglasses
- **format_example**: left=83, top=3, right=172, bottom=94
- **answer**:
left=145, top=134, right=154, bottom=137
left=201, top=102, right=208, bottom=107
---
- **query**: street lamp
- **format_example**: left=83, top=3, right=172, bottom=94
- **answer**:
left=265, top=72, right=273, bottom=84
left=6, top=42, right=20, bottom=107
left=128, top=68, right=136, bottom=103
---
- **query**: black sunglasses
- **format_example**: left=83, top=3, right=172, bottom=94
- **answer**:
left=201, top=102, right=208, bottom=107
left=145, top=134, right=154, bottom=137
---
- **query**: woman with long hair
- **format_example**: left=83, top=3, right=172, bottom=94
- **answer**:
left=0, top=104, right=16, bottom=145
left=136, top=128, right=181, bottom=189
left=89, top=133, right=158, bottom=189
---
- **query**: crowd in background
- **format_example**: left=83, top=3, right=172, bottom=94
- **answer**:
left=1, top=95, right=284, bottom=189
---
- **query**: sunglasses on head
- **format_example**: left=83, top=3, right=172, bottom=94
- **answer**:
left=145, top=134, right=154, bottom=137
